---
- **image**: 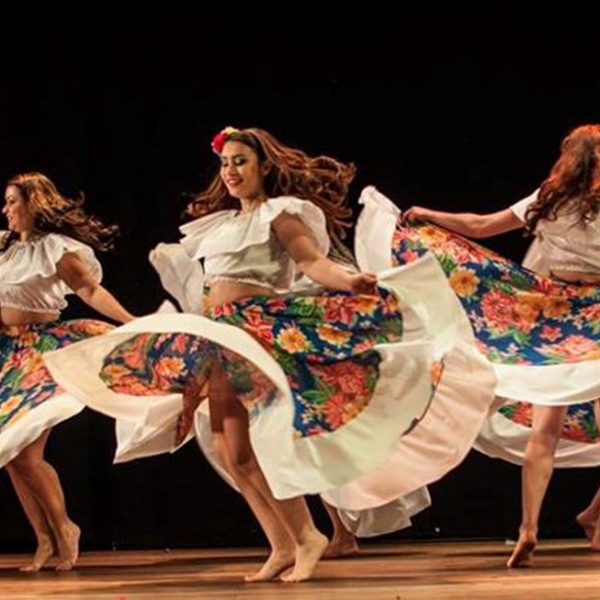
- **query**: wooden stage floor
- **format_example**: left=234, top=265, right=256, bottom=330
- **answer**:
left=1, top=540, right=600, bottom=599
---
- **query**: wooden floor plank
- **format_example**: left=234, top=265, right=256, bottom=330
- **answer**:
left=1, top=540, right=600, bottom=599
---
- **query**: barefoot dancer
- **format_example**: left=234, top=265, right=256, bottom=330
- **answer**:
left=46, top=128, right=494, bottom=581
left=400, top=124, right=600, bottom=567
left=0, top=173, right=134, bottom=571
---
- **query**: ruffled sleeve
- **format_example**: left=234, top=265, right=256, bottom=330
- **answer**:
left=0, top=233, right=102, bottom=291
left=41, top=234, right=103, bottom=288
left=149, top=242, right=205, bottom=314
left=179, top=210, right=237, bottom=260
left=355, top=186, right=401, bottom=273
left=258, top=196, right=330, bottom=255
left=178, top=197, right=330, bottom=260
left=510, top=189, right=539, bottom=222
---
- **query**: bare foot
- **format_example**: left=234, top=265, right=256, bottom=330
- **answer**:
left=55, top=523, right=80, bottom=572
left=507, top=532, right=537, bottom=568
left=244, top=549, right=295, bottom=583
left=280, top=531, right=328, bottom=583
left=19, top=535, right=55, bottom=572
left=576, top=511, right=596, bottom=543
left=324, top=533, right=360, bottom=559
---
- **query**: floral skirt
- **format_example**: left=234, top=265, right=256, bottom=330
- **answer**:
left=100, top=290, right=411, bottom=438
left=0, top=319, right=113, bottom=467
left=357, top=186, right=600, bottom=468
left=44, top=259, right=497, bottom=514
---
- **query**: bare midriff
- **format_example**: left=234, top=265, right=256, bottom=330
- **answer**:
left=0, top=306, right=58, bottom=328
left=208, top=279, right=276, bottom=306
left=551, top=269, right=600, bottom=284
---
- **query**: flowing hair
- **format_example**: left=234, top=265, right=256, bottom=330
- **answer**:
left=186, top=128, right=356, bottom=250
left=4, top=172, right=118, bottom=251
left=525, top=124, right=600, bottom=231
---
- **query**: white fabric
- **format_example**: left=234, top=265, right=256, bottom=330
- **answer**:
left=0, top=232, right=102, bottom=313
left=44, top=255, right=497, bottom=512
left=337, top=487, right=432, bottom=537
left=355, top=186, right=401, bottom=273
left=149, top=243, right=205, bottom=314
left=0, top=391, right=84, bottom=469
left=491, top=360, right=600, bottom=405
left=362, top=187, right=600, bottom=408
left=477, top=410, right=600, bottom=468
left=179, top=196, right=329, bottom=291
left=150, top=245, right=432, bottom=535
left=354, top=187, right=600, bottom=468
left=510, top=189, right=538, bottom=223
left=332, top=191, right=499, bottom=534
left=470, top=192, right=600, bottom=466
left=44, top=192, right=498, bottom=534
left=0, top=231, right=103, bottom=469
left=44, top=288, right=437, bottom=500
left=511, top=189, right=600, bottom=275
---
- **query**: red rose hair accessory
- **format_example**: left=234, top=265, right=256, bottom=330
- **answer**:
left=211, top=126, right=239, bottom=154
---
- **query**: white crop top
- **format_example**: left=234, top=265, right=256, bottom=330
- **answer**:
left=0, top=232, right=102, bottom=314
left=178, top=196, right=330, bottom=290
left=149, top=196, right=330, bottom=313
left=511, top=189, right=600, bottom=275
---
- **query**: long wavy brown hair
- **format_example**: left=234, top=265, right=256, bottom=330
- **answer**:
left=525, top=124, right=600, bottom=231
left=186, top=128, right=356, bottom=243
left=4, top=172, right=118, bottom=251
